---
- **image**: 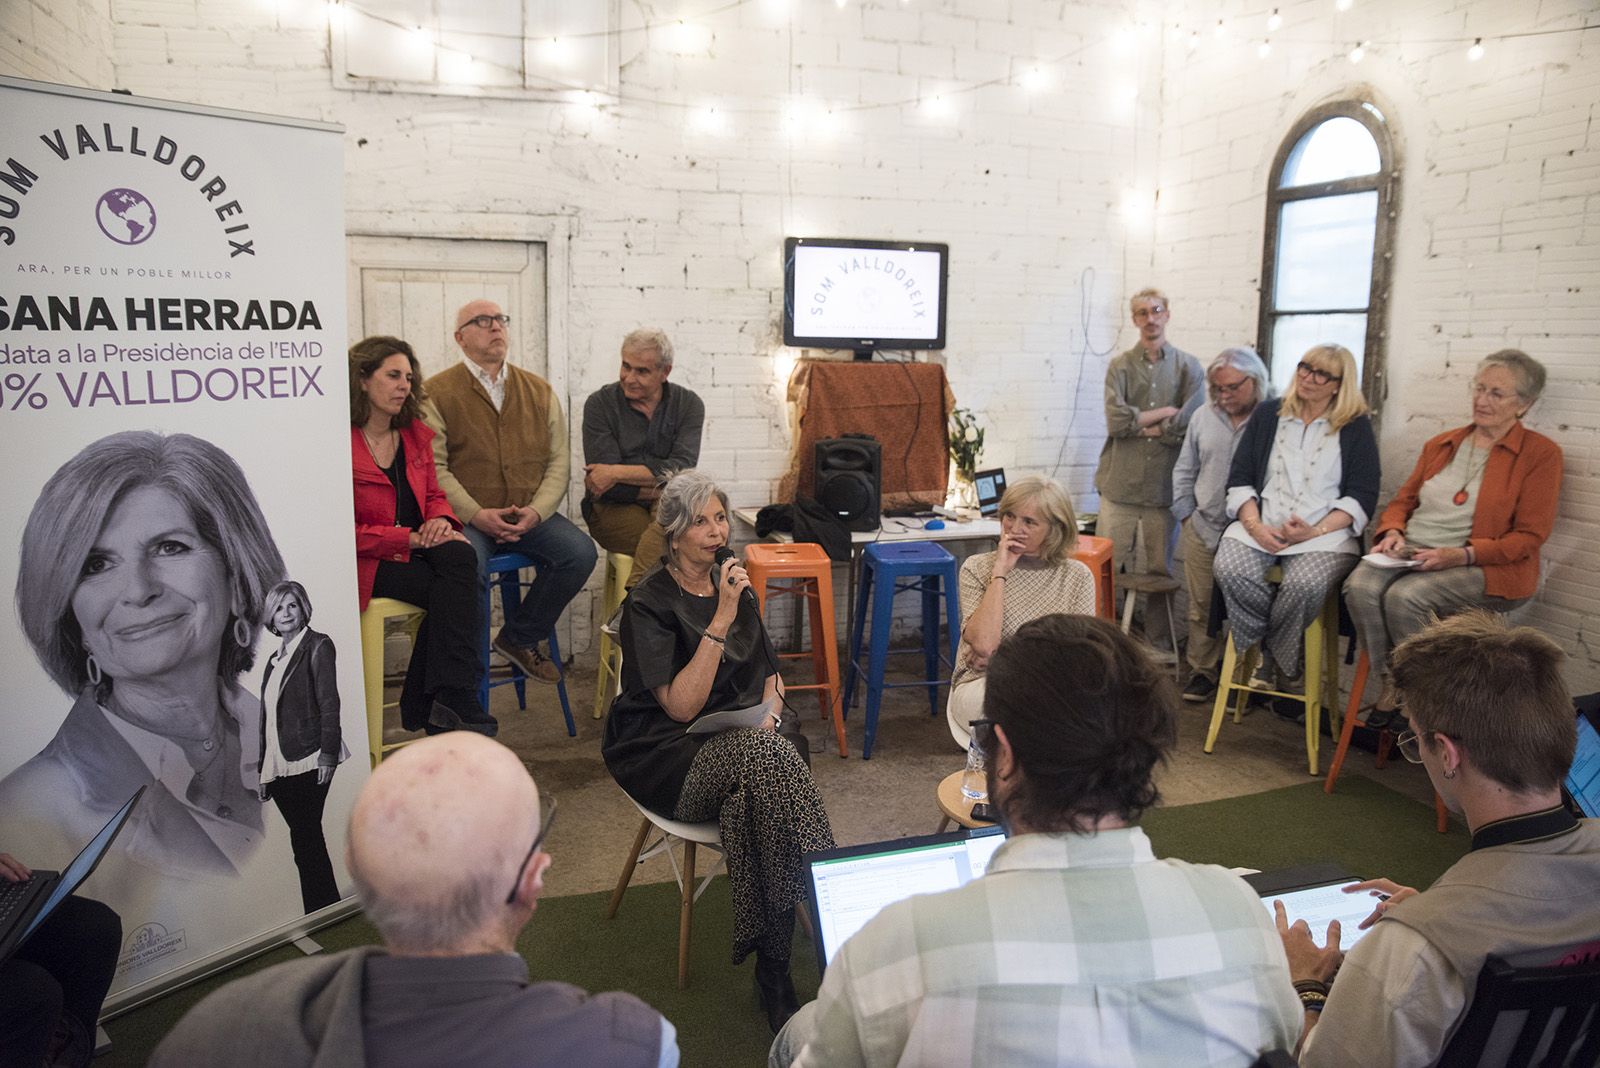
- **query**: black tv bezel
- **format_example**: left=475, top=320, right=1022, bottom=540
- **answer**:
left=783, top=236, right=950, bottom=354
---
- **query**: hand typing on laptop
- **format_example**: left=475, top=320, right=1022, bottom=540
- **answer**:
left=0, top=853, right=30, bottom=883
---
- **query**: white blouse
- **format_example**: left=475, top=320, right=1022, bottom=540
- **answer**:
left=1224, top=414, right=1367, bottom=556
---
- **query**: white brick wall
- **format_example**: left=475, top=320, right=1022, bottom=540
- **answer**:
left=7, top=0, right=1596, bottom=684
left=1154, top=0, right=1600, bottom=689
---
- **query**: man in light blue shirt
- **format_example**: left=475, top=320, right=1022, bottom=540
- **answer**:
left=771, top=614, right=1300, bottom=1068
left=1171, top=347, right=1272, bottom=703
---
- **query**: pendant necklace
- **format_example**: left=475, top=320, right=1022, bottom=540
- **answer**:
left=1452, top=439, right=1491, bottom=507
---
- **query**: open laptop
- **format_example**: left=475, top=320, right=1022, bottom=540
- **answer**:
left=1564, top=711, right=1600, bottom=818
left=973, top=468, right=1006, bottom=517
left=804, top=825, right=1007, bottom=974
left=0, top=786, right=144, bottom=963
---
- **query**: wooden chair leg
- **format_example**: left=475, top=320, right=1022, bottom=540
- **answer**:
left=606, top=818, right=651, bottom=920
left=677, top=841, right=697, bottom=990
left=796, top=900, right=815, bottom=942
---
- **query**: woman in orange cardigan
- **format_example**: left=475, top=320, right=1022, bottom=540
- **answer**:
left=350, top=336, right=492, bottom=736
left=1343, top=349, right=1562, bottom=728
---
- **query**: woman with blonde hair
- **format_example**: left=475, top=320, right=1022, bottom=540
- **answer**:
left=947, top=475, right=1097, bottom=746
left=1214, top=344, right=1380, bottom=686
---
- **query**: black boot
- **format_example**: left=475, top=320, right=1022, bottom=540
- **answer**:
left=754, top=951, right=799, bottom=1033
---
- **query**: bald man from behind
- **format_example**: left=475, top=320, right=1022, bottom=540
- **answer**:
left=151, top=735, right=678, bottom=1068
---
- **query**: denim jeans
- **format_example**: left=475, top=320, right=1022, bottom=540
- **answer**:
left=464, top=512, right=598, bottom=648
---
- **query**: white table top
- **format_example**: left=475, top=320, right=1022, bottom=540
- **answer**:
left=733, top=507, right=1001, bottom=545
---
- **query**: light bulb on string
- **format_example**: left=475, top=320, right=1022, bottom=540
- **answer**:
left=1335, top=0, right=1353, bottom=10
left=1213, top=18, right=1225, bottom=39
left=1266, top=8, right=1282, bottom=32
left=1020, top=65, right=1048, bottom=91
left=1348, top=41, right=1366, bottom=63
left=1258, top=40, right=1272, bottom=58
left=325, top=0, right=345, bottom=29
left=1185, top=29, right=1199, bottom=53
left=1468, top=38, right=1485, bottom=61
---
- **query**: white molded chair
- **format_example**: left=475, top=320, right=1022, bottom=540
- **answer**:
left=605, top=795, right=724, bottom=989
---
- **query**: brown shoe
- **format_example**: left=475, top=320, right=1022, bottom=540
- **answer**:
left=493, top=632, right=562, bottom=684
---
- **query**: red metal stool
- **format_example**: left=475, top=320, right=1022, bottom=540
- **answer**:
left=1071, top=534, right=1117, bottom=620
left=745, top=543, right=848, bottom=758
left=1326, top=647, right=1449, bottom=833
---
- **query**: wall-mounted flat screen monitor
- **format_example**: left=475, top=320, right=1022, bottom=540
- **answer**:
left=784, top=237, right=949, bottom=354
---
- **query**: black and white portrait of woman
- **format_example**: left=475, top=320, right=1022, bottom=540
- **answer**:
left=0, top=431, right=285, bottom=885
left=257, top=579, right=347, bottom=913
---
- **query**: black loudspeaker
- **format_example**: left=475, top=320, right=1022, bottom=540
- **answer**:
left=814, top=435, right=881, bottom=532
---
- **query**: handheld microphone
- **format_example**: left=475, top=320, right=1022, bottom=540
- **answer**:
left=713, top=546, right=760, bottom=608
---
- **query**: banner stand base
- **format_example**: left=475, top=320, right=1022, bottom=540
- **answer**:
left=292, top=934, right=324, bottom=956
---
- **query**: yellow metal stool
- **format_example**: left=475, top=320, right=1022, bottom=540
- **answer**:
left=1203, top=570, right=1340, bottom=775
left=359, top=597, right=427, bottom=769
left=592, top=552, right=634, bottom=719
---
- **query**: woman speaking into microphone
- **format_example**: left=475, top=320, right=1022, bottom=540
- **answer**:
left=601, top=469, right=833, bottom=1033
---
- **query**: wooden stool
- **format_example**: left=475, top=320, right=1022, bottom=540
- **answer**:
left=934, top=770, right=997, bottom=833
left=592, top=551, right=634, bottom=720
left=1070, top=534, right=1117, bottom=620
left=1204, top=572, right=1340, bottom=775
left=359, top=597, right=427, bottom=769
left=746, top=543, right=848, bottom=758
left=1118, top=571, right=1183, bottom=681
left=1326, top=648, right=1450, bottom=834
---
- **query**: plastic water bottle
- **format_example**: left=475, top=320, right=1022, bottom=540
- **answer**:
left=960, top=734, right=987, bottom=801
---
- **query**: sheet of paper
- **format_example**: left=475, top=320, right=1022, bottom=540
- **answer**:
left=1261, top=881, right=1379, bottom=949
left=1361, top=552, right=1421, bottom=570
left=686, top=701, right=774, bottom=734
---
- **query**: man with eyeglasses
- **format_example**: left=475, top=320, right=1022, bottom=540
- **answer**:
left=581, top=328, right=704, bottom=570
left=1171, top=347, right=1272, bottom=704
left=1277, top=611, right=1600, bottom=1068
left=773, top=614, right=1300, bottom=1068
left=151, top=734, right=679, bottom=1067
left=1095, top=287, right=1204, bottom=653
left=423, top=300, right=598, bottom=685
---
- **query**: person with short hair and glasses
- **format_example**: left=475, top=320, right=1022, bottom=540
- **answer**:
left=1171, top=346, right=1273, bottom=704
left=1342, top=349, right=1562, bottom=730
left=1213, top=344, right=1379, bottom=695
left=151, top=734, right=679, bottom=1068
left=422, top=299, right=598, bottom=687
left=773, top=614, right=1301, bottom=1068
left=1277, top=611, right=1600, bottom=1067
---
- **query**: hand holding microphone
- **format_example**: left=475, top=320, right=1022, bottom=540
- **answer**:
left=713, top=546, right=758, bottom=609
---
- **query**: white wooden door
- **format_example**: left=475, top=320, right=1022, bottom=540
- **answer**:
left=345, top=236, right=548, bottom=381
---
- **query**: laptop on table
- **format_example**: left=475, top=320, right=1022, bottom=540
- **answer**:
left=0, top=786, right=144, bottom=962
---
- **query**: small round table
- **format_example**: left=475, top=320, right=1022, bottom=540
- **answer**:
left=935, top=770, right=996, bottom=832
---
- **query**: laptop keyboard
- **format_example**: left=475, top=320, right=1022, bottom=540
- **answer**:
left=0, top=876, right=41, bottom=926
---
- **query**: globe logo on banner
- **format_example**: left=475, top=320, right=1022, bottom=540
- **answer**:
left=95, top=188, right=158, bottom=245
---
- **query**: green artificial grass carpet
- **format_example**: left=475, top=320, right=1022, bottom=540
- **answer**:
left=99, top=776, right=1465, bottom=1067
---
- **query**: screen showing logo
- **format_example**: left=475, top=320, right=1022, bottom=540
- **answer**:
left=96, top=188, right=157, bottom=245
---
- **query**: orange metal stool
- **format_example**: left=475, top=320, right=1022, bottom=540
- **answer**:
left=1070, top=534, right=1117, bottom=620
left=745, top=543, right=848, bottom=757
left=1325, top=647, right=1449, bottom=833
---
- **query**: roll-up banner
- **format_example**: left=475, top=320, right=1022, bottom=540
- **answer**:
left=0, top=76, right=366, bottom=1007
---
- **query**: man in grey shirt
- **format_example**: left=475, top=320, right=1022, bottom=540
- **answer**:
left=1171, top=347, right=1272, bottom=703
left=1094, top=287, right=1204, bottom=650
left=151, top=734, right=678, bottom=1068
left=582, top=328, right=705, bottom=568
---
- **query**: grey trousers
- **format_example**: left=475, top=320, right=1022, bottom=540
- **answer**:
left=1213, top=539, right=1357, bottom=679
left=1343, top=561, right=1525, bottom=680
left=1096, top=498, right=1176, bottom=648
left=1179, top=520, right=1225, bottom=681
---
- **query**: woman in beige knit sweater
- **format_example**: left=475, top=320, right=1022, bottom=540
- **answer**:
left=947, top=476, right=1097, bottom=747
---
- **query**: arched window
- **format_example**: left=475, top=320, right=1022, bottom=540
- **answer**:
left=1258, top=99, right=1398, bottom=405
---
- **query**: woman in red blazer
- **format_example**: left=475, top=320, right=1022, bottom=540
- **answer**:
left=1343, top=349, right=1562, bottom=727
left=351, top=336, right=494, bottom=736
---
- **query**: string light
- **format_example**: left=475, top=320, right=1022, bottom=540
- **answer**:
left=1468, top=37, right=1485, bottom=60
left=1266, top=8, right=1282, bottom=32
left=1335, top=0, right=1353, bottom=10
left=1020, top=65, right=1048, bottom=91
left=1348, top=40, right=1366, bottom=63
left=690, top=104, right=728, bottom=134
left=1258, top=40, right=1272, bottom=58
left=922, top=93, right=954, bottom=118
left=1213, top=18, right=1226, bottom=39
left=325, top=0, right=346, bottom=29
left=1185, top=29, right=1200, bottom=53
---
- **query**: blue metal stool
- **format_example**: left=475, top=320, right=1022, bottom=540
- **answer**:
left=843, top=541, right=962, bottom=759
left=483, top=552, right=576, bottom=737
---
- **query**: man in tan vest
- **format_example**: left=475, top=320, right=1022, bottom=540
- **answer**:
left=422, top=300, right=597, bottom=683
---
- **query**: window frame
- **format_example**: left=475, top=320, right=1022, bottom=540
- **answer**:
left=1258, top=97, right=1399, bottom=411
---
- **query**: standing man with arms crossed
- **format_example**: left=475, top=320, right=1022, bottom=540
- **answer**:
left=1095, top=287, right=1204, bottom=653
left=1171, top=346, right=1271, bottom=704
left=424, top=301, right=598, bottom=684
left=582, top=328, right=704, bottom=574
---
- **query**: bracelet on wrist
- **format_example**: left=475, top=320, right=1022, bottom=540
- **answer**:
left=991, top=574, right=1007, bottom=583
left=1299, top=990, right=1328, bottom=1013
left=702, top=632, right=726, bottom=645
left=1293, top=979, right=1331, bottom=996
